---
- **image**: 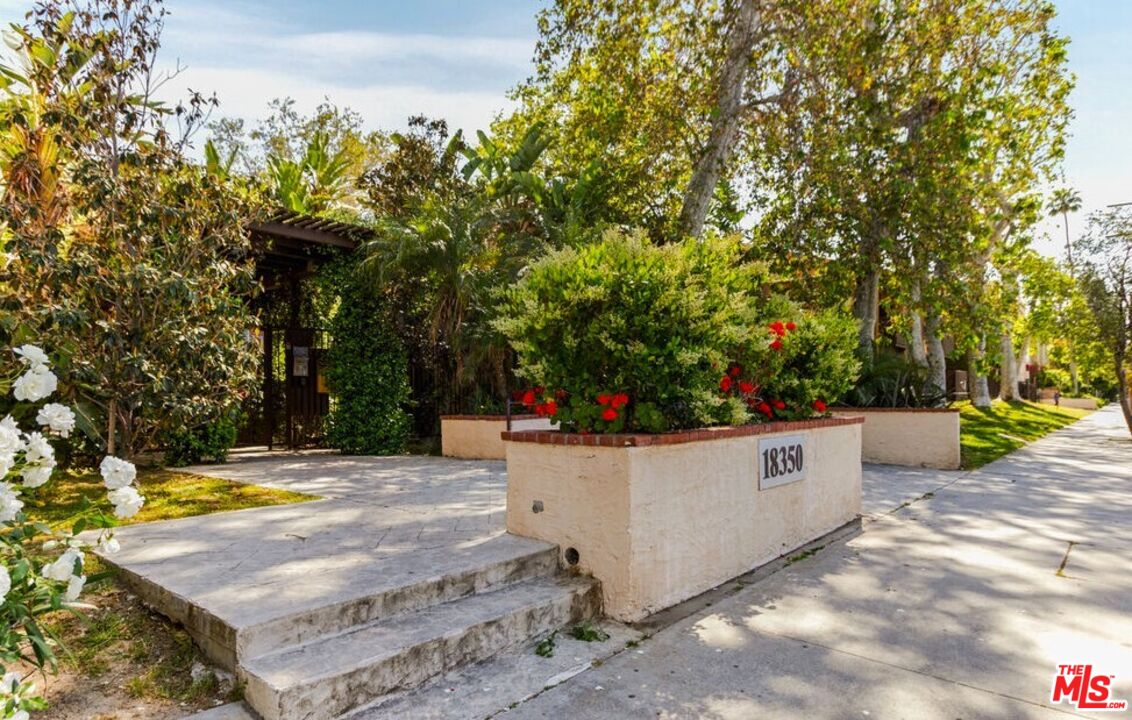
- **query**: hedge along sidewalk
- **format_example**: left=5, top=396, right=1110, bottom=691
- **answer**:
left=958, top=399, right=1092, bottom=469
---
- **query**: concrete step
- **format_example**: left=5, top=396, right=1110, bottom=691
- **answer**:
left=232, top=537, right=560, bottom=662
left=107, top=532, right=560, bottom=669
left=240, top=575, right=601, bottom=720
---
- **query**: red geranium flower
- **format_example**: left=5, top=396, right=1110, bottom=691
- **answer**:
left=786, top=321, right=797, bottom=331
left=544, top=400, right=558, bottom=416
left=772, top=399, right=786, bottom=411
left=719, top=376, right=733, bottom=392
left=769, top=338, right=783, bottom=351
left=602, top=407, right=618, bottom=422
left=533, top=386, right=545, bottom=395
left=612, top=393, right=629, bottom=409
left=812, top=399, right=827, bottom=413
left=729, top=364, right=743, bottom=377
left=522, top=390, right=536, bottom=405
left=597, top=394, right=612, bottom=406
left=739, top=381, right=755, bottom=394
left=769, top=321, right=786, bottom=337
left=757, top=401, right=772, bottom=416
left=555, top=388, right=568, bottom=400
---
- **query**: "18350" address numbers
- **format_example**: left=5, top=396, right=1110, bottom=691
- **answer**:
left=758, top=434, right=807, bottom=489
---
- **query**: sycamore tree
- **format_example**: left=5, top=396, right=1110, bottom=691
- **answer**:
left=1078, top=208, right=1132, bottom=434
left=505, top=0, right=798, bottom=241
left=754, top=0, right=1071, bottom=383
left=0, top=0, right=260, bottom=458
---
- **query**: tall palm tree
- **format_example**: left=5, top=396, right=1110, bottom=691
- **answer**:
left=1048, top=187, right=1082, bottom=268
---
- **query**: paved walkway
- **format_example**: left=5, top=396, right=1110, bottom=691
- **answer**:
left=501, top=406, right=1132, bottom=719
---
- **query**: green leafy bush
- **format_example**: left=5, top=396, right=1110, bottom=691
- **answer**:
left=736, top=306, right=861, bottom=421
left=325, top=272, right=412, bottom=454
left=841, top=350, right=948, bottom=408
left=498, top=229, right=859, bottom=433
left=162, top=418, right=238, bottom=467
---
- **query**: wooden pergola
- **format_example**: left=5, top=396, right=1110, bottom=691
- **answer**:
left=245, top=210, right=373, bottom=449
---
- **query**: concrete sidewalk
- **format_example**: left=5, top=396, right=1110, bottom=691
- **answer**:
left=501, top=407, right=1132, bottom=719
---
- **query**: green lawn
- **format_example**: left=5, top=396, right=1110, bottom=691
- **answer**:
left=26, top=467, right=315, bottom=715
left=28, top=467, right=315, bottom=529
left=958, top=399, right=1091, bottom=469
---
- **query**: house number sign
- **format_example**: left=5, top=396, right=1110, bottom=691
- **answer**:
left=758, top=434, right=807, bottom=490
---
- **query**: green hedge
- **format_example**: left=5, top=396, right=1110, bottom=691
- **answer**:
left=496, top=229, right=860, bottom=433
left=324, top=267, right=411, bottom=454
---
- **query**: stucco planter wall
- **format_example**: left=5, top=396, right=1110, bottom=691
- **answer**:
left=503, top=417, right=863, bottom=621
left=1040, top=397, right=1099, bottom=410
left=830, top=407, right=961, bottom=470
left=440, top=415, right=554, bottom=460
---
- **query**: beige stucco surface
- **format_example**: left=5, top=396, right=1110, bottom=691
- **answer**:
left=441, top=417, right=554, bottom=460
left=1040, top=397, right=1098, bottom=410
left=505, top=423, right=862, bottom=621
left=831, top=409, right=960, bottom=470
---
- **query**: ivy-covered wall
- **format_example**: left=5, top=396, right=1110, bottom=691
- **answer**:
left=322, top=257, right=412, bottom=454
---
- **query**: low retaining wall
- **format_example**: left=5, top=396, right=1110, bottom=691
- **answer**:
left=1039, top=397, right=1099, bottom=410
left=831, top=407, right=960, bottom=470
left=440, top=415, right=554, bottom=460
left=503, top=417, right=863, bottom=621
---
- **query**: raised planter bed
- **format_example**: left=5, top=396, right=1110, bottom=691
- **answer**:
left=1039, top=397, right=1099, bottom=410
left=440, top=414, right=554, bottom=460
left=830, top=407, right=960, bottom=470
left=503, top=416, right=863, bottom=621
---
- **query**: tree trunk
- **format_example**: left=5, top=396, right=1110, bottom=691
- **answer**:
left=925, top=310, right=947, bottom=399
left=1117, top=354, right=1132, bottom=437
left=999, top=331, right=1021, bottom=401
left=908, top=281, right=928, bottom=370
left=969, top=339, right=992, bottom=408
left=1069, top=359, right=1080, bottom=395
left=107, top=398, right=117, bottom=457
left=852, top=267, right=880, bottom=356
left=678, top=0, right=760, bottom=238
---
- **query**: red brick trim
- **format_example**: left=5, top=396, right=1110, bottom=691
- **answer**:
left=441, top=414, right=543, bottom=421
left=500, top=416, right=864, bottom=447
left=830, top=406, right=958, bottom=414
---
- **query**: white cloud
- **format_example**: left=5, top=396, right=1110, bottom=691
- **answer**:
left=168, top=65, right=516, bottom=138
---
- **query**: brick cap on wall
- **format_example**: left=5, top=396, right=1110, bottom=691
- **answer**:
left=501, top=416, right=864, bottom=448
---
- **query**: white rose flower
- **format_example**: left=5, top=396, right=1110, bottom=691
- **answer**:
left=0, top=671, right=18, bottom=694
left=0, top=453, right=14, bottom=480
left=97, top=534, right=120, bottom=555
left=14, top=344, right=49, bottom=368
left=36, top=403, right=76, bottom=438
left=21, top=462, right=54, bottom=489
left=43, top=548, right=82, bottom=582
left=99, top=456, right=136, bottom=490
left=0, top=564, right=10, bottom=604
left=22, top=432, right=54, bottom=466
left=0, top=482, right=23, bottom=523
left=108, top=485, right=144, bottom=519
left=12, top=365, right=57, bottom=402
left=0, top=416, right=22, bottom=457
left=64, top=574, right=86, bottom=602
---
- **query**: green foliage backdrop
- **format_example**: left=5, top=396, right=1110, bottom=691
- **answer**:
left=324, top=264, right=412, bottom=454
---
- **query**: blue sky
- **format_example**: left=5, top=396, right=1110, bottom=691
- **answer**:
left=0, top=0, right=1126, bottom=256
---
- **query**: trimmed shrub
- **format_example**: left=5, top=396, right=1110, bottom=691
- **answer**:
left=162, top=417, right=238, bottom=467
left=498, top=229, right=859, bottom=433
left=325, top=274, right=412, bottom=454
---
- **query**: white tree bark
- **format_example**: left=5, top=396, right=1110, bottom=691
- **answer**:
left=925, top=310, right=947, bottom=399
left=1000, top=331, right=1021, bottom=401
left=678, top=0, right=761, bottom=237
left=970, top=339, right=992, bottom=408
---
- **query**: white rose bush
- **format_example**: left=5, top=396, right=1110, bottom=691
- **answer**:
left=1, top=346, right=145, bottom=719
